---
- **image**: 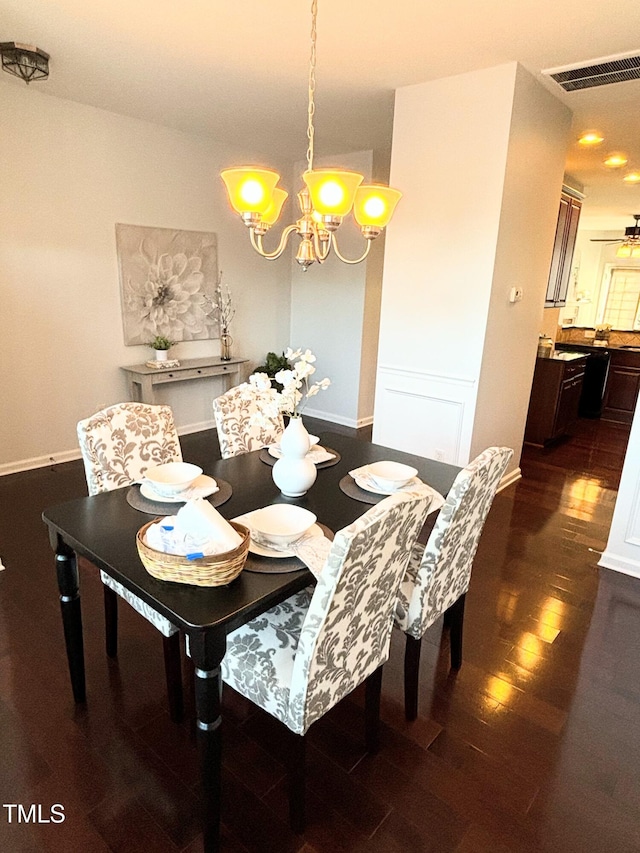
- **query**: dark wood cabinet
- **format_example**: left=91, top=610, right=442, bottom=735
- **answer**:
left=525, top=355, right=587, bottom=445
left=545, top=192, right=582, bottom=308
left=602, top=350, right=640, bottom=424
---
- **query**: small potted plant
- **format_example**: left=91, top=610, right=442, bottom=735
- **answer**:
left=148, top=335, right=176, bottom=362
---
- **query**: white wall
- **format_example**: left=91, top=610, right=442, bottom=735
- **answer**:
left=472, top=64, right=572, bottom=459
left=289, top=150, right=378, bottom=428
left=0, top=83, right=293, bottom=473
left=373, top=63, right=570, bottom=472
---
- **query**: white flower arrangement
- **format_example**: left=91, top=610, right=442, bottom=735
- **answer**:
left=248, top=347, right=331, bottom=420
left=208, top=271, right=235, bottom=333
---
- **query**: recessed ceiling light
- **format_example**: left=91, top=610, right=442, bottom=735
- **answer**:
left=623, top=171, right=640, bottom=183
left=604, top=153, right=629, bottom=168
left=578, top=131, right=604, bottom=146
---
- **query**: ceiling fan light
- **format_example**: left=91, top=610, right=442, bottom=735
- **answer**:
left=353, top=185, right=403, bottom=228
left=604, top=153, right=628, bottom=168
left=623, top=172, right=640, bottom=184
left=303, top=169, right=364, bottom=216
left=617, top=243, right=633, bottom=258
left=221, top=168, right=280, bottom=215
left=632, top=245, right=640, bottom=259
left=578, top=131, right=603, bottom=146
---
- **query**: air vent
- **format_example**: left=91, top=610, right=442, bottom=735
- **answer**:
left=543, top=51, right=640, bottom=92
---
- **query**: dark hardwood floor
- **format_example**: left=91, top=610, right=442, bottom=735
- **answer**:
left=1, top=416, right=639, bottom=852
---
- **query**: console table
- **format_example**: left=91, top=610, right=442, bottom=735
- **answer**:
left=120, top=356, right=248, bottom=404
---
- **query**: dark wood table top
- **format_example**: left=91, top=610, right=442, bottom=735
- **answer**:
left=42, top=431, right=460, bottom=636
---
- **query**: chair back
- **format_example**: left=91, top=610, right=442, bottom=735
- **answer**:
left=213, top=383, right=284, bottom=459
left=288, top=486, right=436, bottom=734
left=77, top=403, right=182, bottom=495
left=397, top=446, right=513, bottom=639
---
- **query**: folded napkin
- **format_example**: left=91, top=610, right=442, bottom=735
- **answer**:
left=269, top=444, right=336, bottom=465
left=349, top=466, right=446, bottom=513
left=145, top=498, right=242, bottom=557
left=249, top=529, right=332, bottom=579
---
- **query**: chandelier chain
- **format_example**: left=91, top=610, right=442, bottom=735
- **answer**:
left=306, top=0, right=318, bottom=172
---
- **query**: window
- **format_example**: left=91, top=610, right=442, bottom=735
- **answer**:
left=600, top=268, right=640, bottom=329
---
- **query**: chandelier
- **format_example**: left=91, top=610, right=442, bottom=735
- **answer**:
left=220, top=0, right=402, bottom=270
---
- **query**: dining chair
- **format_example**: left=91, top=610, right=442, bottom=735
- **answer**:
left=213, top=382, right=284, bottom=459
left=394, top=446, right=513, bottom=720
left=76, top=402, right=184, bottom=721
left=221, top=485, right=437, bottom=831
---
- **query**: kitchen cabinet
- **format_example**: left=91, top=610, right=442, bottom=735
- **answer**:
left=524, top=353, right=587, bottom=445
left=545, top=192, right=582, bottom=308
left=602, top=349, right=640, bottom=424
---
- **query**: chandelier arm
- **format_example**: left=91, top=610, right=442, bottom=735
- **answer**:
left=251, top=225, right=299, bottom=260
left=330, top=233, right=372, bottom=265
left=312, top=229, right=332, bottom=262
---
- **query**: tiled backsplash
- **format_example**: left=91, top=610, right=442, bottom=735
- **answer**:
left=556, top=327, right=640, bottom=347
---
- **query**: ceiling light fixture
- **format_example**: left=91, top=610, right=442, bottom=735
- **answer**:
left=616, top=214, right=640, bottom=258
left=604, top=152, right=628, bottom=168
left=623, top=171, right=640, bottom=184
left=220, top=0, right=401, bottom=270
left=577, top=131, right=604, bottom=146
left=0, top=42, right=49, bottom=84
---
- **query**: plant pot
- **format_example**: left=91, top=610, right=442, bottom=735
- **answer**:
left=155, top=350, right=169, bottom=362
left=272, top=416, right=317, bottom=497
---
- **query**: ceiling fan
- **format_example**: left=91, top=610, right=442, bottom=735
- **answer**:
left=591, top=214, right=640, bottom=254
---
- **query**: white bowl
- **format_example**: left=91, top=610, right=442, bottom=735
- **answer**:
left=249, top=504, right=317, bottom=547
left=367, top=461, right=418, bottom=490
left=143, top=462, right=203, bottom=497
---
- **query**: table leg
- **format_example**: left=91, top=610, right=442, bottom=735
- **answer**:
left=139, top=375, right=155, bottom=404
left=189, top=631, right=227, bottom=853
left=54, top=535, right=86, bottom=703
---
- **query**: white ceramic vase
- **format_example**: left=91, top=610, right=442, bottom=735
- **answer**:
left=272, top=416, right=317, bottom=497
left=155, top=349, right=169, bottom=362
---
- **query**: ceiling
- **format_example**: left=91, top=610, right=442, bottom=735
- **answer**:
left=3, top=0, right=640, bottom=229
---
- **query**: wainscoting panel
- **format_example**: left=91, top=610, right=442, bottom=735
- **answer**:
left=373, top=365, right=477, bottom=465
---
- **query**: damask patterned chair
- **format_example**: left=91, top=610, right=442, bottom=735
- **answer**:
left=221, top=486, right=437, bottom=830
left=77, top=402, right=184, bottom=721
left=213, top=383, right=284, bottom=459
left=394, top=446, right=513, bottom=720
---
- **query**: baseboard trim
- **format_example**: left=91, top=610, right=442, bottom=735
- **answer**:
left=598, top=551, right=640, bottom=579
left=0, top=448, right=82, bottom=477
left=0, top=420, right=217, bottom=478
left=177, top=419, right=215, bottom=436
left=498, top=467, right=522, bottom=492
left=302, top=407, right=373, bottom=429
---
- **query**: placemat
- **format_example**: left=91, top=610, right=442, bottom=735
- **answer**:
left=127, top=478, right=233, bottom=515
left=243, top=523, right=334, bottom=574
left=338, top=474, right=387, bottom=505
left=259, top=447, right=341, bottom=469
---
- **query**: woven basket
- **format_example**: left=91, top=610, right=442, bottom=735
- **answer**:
left=136, top=520, right=250, bottom=587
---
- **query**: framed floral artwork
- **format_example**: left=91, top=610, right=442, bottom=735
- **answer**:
left=116, top=223, right=218, bottom=346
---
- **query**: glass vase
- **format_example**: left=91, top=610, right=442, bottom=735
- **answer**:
left=220, top=331, right=233, bottom=361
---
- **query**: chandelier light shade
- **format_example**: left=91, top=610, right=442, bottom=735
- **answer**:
left=0, top=42, right=49, bottom=84
left=220, top=0, right=402, bottom=270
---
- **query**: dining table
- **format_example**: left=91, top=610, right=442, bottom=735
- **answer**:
left=42, top=430, right=461, bottom=853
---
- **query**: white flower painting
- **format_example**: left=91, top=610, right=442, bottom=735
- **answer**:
left=116, top=224, right=218, bottom=345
